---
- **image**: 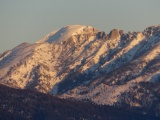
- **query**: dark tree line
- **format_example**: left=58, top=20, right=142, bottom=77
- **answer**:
left=0, top=84, right=159, bottom=120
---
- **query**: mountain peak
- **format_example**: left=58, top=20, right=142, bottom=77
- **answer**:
left=37, top=25, right=98, bottom=43
left=1, top=24, right=160, bottom=115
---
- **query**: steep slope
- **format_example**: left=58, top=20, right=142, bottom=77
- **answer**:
left=60, top=26, right=160, bottom=109
left=0, top=24, right=160, bottom=113
left=0, top=84, right=159, bottom=120
left=0, top=25, right=99, bottom=93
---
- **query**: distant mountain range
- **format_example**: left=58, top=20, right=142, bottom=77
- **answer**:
left=0, top=24, right=160, bottom=118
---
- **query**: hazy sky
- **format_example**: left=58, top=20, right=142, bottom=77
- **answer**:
left=0, top=0, right=160, bottom=53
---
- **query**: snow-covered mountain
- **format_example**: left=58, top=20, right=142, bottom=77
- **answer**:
left=0, top=24, right=160, bottom=112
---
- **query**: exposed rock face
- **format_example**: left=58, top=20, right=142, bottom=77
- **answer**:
left=119, top=30, right=124, bottom=35
left=96, top=31, right=105, bottom=39
left=108, top=29, right=120, bottom=39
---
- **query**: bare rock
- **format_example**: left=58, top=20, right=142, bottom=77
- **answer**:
left=108, top=29, right=120, bottom=40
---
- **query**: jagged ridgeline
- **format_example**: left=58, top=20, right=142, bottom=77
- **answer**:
left=0, top=25, right=160, bottom=114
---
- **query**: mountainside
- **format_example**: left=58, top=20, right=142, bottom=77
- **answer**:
left=0, top=24, right=160, bottom=115
left=0, top=84, right=159, bottom=120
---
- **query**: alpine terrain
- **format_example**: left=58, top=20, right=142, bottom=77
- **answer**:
left=0, top=24, right=160, bottom=118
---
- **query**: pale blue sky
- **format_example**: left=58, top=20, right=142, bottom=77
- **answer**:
left=0, top=0, right=159, bottom=53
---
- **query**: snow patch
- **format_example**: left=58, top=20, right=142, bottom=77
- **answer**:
left=37, top=25, right=97, bottom=43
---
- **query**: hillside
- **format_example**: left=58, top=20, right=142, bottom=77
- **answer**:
left=0, top=84, right=159, bottom=120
